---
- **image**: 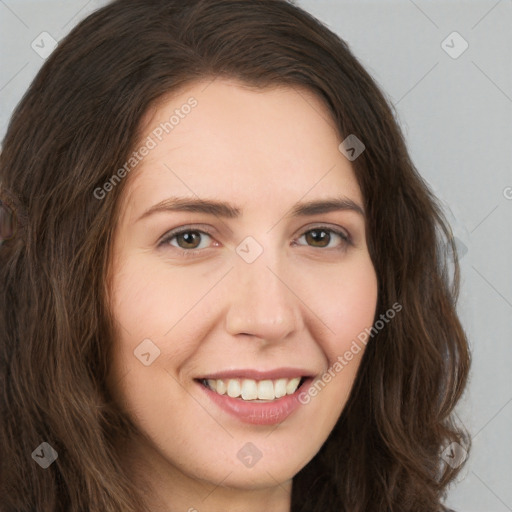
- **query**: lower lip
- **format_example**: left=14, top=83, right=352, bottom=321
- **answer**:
left=197, top=378, right=313, bottom=425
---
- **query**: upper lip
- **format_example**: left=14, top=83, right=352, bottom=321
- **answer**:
left=196, top=368, right=317, bottom=381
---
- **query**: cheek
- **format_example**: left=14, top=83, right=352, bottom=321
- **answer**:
left=307, top=254, right=378, bottom=361
left=110, top=255, right=214, bottom=341
left=106, top=258, right=202, bottom=402
left=296, top=258, right=377, bottom=419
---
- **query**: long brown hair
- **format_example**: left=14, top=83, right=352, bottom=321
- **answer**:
left=0, top=0, right=470, bottom=510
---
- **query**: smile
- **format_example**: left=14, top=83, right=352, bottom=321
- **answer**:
left=195, top=369, right=315, bottom=425
left=202, top=377, right=304, bottom=402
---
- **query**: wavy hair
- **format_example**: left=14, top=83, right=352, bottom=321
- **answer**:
left=0, top=0, right=470, bottom=510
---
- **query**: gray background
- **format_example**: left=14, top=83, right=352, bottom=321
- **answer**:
left=1, top=1, right=511, bottom=510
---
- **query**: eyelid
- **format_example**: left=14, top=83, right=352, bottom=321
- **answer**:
left=157, top=224, right=216, bottom=245
left=157, top=222, right=352, bottom=254
left=296, top=223, right=351, bottom=243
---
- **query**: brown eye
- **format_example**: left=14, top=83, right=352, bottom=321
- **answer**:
left=295, top=226, right=350, bottom=249
left=305, top=229, right=331, bottom=247
left=159, top=229, right=213, bottom=250
left=175, top=231, right=203, bottom=249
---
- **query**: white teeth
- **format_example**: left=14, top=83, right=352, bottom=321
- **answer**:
left=205, top=377, right=303, bottom=401
left=286, top=377, right=301, bottom=395
left=216, top=379, right=227, bottom=395
left=274, top=378, right=287, bottom=398
left=227, top=379, right=241, bottom=398
left=257, top=380, right=274, bottom=400
left=241, top=379, right=258, bottom=400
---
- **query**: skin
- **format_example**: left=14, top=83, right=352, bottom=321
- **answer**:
left=107, top=78, right=378, bottom=512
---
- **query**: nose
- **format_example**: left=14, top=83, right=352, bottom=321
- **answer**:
left=224, top=250, right=303, bottom=343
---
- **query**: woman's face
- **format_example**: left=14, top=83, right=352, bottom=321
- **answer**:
left=107, top=78, right=378, bottom=508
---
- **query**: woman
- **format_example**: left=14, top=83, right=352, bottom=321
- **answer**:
left=0, top=0, right=470, bottom=511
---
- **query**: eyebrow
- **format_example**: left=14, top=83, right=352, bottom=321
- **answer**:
left=136, top=196, right=365, bottom=223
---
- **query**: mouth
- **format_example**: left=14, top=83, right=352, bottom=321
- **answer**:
left=194, top=370, right=315, bottom=425
left=198, top=376, right=308, bottom=402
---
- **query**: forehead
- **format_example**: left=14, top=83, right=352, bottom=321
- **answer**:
left=119, top=78, right=362, bottom=220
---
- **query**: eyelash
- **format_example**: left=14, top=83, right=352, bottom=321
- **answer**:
left=158, top=225, right=352, bottom=257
